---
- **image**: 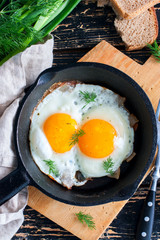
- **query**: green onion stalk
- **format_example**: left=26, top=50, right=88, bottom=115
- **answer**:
left=0, top=0, right=81, bottom=66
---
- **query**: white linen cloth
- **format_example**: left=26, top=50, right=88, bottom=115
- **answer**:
left=0, top=35, right=54, bottom=240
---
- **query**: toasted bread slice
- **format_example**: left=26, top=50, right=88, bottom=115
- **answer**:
left=114, top=7, right=158, bottom=51
left=110, top=0, right=160, bottom=19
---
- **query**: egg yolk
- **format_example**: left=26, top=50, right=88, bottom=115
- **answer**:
left=43, top=113, right=77, bottom=153
left=78, top=119, right=117, bottom=158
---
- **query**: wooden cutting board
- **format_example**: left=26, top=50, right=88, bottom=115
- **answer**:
left=28, top=40, right=160, bottom=240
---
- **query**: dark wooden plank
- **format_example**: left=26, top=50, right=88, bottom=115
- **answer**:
left=12, top=186, right=160, bottom=240
left=52, top=49, right=87, bottom=66
left=12, top=206, right=87, bottom=239
left=52, top=48, right=151, bottom=67
left=12, top=206, right=79, bottom=240
left=12, top=0, right=160, bottom=239
left=100, top=187, right=160, bottom=240
left=52, top=0, right=160, bottom=65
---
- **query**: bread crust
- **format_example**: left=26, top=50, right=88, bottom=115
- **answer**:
left=110, top=0, right=160, bottom=19
left=127, top=8, right=158, bottom=51
left=114, top=7, right=159, bottom=51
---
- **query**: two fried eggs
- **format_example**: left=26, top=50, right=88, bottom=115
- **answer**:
left=29, top=82, right=135, bottom=189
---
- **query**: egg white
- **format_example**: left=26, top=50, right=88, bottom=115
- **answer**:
left=29, top=84, right=86, bottom=188
left=29, top=82, right=135, bottom=188
left=76, top=105, right=134, bottom=178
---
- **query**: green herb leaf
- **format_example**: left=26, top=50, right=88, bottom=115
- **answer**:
left=103, top=157, right=114, bottom=175
left=43, top=159, right=59, bottom=177
left=75, top=211, right=96, bottom=230
left=79, top=90, right=97, bottom=108
left=69, top=129, right=85, bottom=146
left=0, top=0, right=81, bottom=65
left=147, top=40, right=160, bottom=61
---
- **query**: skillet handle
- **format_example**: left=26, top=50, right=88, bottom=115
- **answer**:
left=0, top=167, right=30, bottom=206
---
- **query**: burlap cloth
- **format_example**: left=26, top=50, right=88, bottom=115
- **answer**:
left=0, top=35, right=54, bottom=240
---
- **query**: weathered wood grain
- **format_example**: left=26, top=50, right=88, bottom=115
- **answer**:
left=24, top=38, right=160, bottom=240
left=12, top=186, right=160, bottom=240
left=52, top=48, right=152, bottom=67
left=52, top=0, right=160, bottom=65
left=102, top=187, right=160, bottom=240
left=12, top=0, right=160, bottom=239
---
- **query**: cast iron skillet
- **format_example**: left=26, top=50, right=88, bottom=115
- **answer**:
left=0, top=62, right=157, bottom=206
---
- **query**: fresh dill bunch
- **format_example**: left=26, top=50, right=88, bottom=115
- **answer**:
left=75, top=211, right=96, bottom=230
left=0, top=0, right=60, bottom=61
left=43, top=159, right=59, bottom=177
left=147, top=40, right=160, bottom=61
left=103, top=157, right=114, bottom=175
left=0, top=15, right=43, bottom=59
left=0, top=0, right=81, bottom=65
left=79, top=90, right=97, bottom=108
left=69, top=129, right=85, bottom=146
left=1, top=0, right=26, bottom=12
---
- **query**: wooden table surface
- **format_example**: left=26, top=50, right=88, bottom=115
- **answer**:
left=12, top=1, right=160, bottom=239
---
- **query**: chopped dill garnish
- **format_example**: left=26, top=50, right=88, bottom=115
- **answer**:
left=103, top=157, right=114, bottom=175
left=69, top=129, right=85, bottom=146
left=147, top=40, right=160, bottom=61
left=43, top=159, right=59, bottom=177
left=75, top=211, right=96, bottom=230
left=79, top=90, right=97, bottom=108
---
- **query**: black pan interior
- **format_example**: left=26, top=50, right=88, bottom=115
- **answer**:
left=16, top=62, right=157, bottom=206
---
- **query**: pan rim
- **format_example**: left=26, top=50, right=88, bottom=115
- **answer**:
left=14, top=62, right=157, bottom=206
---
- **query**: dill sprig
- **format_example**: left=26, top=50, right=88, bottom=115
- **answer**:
left=75, top=211, right=96, bottom=230
left=69, top=129, right=85, bottom=146
left=79, top=90, right=97, bottom=108
left=43, top=159, right=59, bottom=177
left=147, top=40, right=160, bottom=61
left=0, top=0, right=81, bottom=65
left=103, top=157, right=114, bottom=175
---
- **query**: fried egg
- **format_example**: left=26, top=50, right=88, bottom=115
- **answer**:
left=29, top=81, right=135, bottom=189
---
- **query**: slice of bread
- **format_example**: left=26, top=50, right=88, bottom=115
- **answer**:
left=114, top=7, right=158, bottom=51
left=110, top=0, right=160, bottom=19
